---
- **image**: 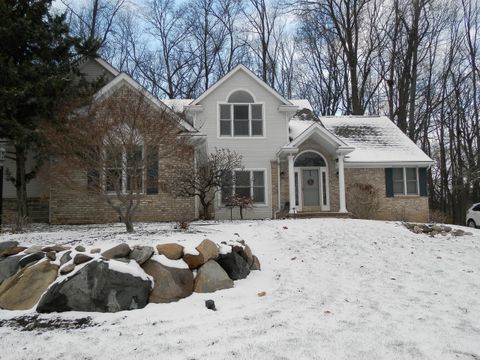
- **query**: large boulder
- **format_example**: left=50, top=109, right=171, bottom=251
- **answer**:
left=37, top=259, right=152, bottom=313
left=19, top=252, right=45, bottom=268
left=0, top=255, right=23, bottom=284
left=216, top=251, right=250, bottom=280
left=1, top=246, right=26, bottom=257
left=0, top=241, right=19, bottom=257
left=24, top=245, right=43, bottom=254
left=142, top=257, right=193, bottom=303
left=194, top=260, right=233, bottom=293
left=128, top=246, right=154, bottom=265
left=183, top=239, right=219, bottom=269
left=250, top=255, right=261, bottom=271
left=157, top=243, right=184, bottom=260
left=234, top=244, right=254, bottom=267
left=101, top=243, right=131, bottom=259
left=0, top=261, right=59, bottom=310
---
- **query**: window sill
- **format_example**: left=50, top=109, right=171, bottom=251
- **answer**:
left=392, top=194, right=421, bottom=198
left=218, top=136, right=266, bottom=139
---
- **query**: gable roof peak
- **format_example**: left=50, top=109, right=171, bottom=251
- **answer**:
left=190, top=64, right=293, bottom=106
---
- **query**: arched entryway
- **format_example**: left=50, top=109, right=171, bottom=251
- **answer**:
left=293, top=150, right=330, bottom=212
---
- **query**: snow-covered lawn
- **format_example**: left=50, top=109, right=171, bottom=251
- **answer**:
left=1, top=219, right=479, bottom=360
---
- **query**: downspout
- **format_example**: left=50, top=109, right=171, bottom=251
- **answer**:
left=274, top=156, right=282, bottom=219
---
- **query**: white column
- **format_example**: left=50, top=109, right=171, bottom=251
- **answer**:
left=338, top=153, right=347, bottom=213
left=288, top=154, right=296, bottom=214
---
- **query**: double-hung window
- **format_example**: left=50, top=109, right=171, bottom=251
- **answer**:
left=104, top=145, right=145, bottom=194
left=219, top=90, right=264, bottom=137
left=222, top=170, right=266, bottom=204
left=393, top=168, right=418, bottom=195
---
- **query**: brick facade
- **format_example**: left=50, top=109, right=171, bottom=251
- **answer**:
left=272, top=148, right=429, bottom=222
left=345, top=168, right=429, bottom=222
left=49, top=149, right=195, bottom=224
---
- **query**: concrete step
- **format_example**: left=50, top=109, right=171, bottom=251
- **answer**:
left=285, top=211, right=352, bottom=219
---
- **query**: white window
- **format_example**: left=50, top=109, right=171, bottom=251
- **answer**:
left=104, top=145, right=144, bottom=194
left=221, top=169, right=266, bottom=204
left=219, top=90, right=264, bottom=137
left=393, top=168, right=418, bottom=195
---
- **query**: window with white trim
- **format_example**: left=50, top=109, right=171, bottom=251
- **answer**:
left=393, top=168, right=418, bottom=195
left=219, top=90, right=264, bottom=137
left=221, top=170, right=266, bottom=204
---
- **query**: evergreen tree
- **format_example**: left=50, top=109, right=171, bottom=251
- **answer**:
left=0, top=0, right=77, bottom=224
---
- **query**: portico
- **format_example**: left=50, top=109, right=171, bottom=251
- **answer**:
left=278, top=123, right=354, bottom=215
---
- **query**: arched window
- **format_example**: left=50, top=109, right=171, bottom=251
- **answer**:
left=228, top=90, right=254, bottom=103
left=294, top=152, right=326, bottom=167
left=220, top=90, right=263, bottom=137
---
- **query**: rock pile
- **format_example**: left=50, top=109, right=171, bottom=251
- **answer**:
left=404, top=222, right=472, bottom=236
left=0, top=239, right=260, bottom=313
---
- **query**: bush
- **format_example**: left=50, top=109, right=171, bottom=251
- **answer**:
left=348, top=183, right=380, bottom=219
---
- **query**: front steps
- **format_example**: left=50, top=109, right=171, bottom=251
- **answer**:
left=285, top=211, right=352, bottom=219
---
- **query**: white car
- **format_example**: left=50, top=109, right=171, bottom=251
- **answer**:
left=466, top=203, right=480, bottom=228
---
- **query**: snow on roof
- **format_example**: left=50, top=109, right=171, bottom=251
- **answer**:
left=320, top=116, right=433, bottom=164
left=162, top=99, right=193, bottom=112
left=289, top=118, right=319, bottom=140
left=289, top=99, right=313, bottom=111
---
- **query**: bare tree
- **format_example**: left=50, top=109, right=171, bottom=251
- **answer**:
left=46, top=87, right=190, bottom=232
left=174, top=148, right=242, bottom=220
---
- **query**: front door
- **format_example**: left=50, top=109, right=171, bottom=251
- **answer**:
left=302, top=169, right=320, bottom=211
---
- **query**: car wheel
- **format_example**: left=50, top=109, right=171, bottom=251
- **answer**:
left=467, top=219, right=477, bottom=228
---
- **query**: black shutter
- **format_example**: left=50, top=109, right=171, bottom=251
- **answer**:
left=385, top=168, right=394, bottom=197
left=146, top=145, right=159, bottom=194
left=418, top=167, right=428, bottom=197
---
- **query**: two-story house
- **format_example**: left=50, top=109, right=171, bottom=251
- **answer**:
left=1, top=58, right=433, bottom=224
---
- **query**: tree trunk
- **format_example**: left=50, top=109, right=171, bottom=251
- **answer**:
left=125, top=219, right=134, bottom=233
left=15, top=145, right=28, bottom=222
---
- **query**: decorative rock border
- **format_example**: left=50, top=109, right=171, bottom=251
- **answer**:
left=403, top=222, right=472, bottom=237
left=0, top=239, right=260, bottom=313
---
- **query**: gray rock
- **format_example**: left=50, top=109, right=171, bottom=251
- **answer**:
left=75, top=245, right=86, bottom=252
left=37, top=259, right=152, bottom=313
left=431, top=225, right=444, bottom=232
left=128, top=246, right=154, bottom=265
left=19, top=252, right=45, bottom=268
left=60, top=251, right=72, bottom=265
left=452, top=229, right=465, bottom=236
left=142, top=259, right=193, bottom=303
left=216, top=251, right=250, bottom=280
left=194, top=260, right=233, bottom=293
left=73, top=253, right=93, bottom=265
left=205, top=299, right=216, bottom=311
left=443, top=226, right=452, bottom=232
left=24, top=245, right=43, bottom=254
left=101, top=243, right=131, bottom=259
left=0, top=241, right=19, bottom=257
left=90, top=248, right=101, bottom=254
left=0, top=255, right=23, bottom=284
left=46, top=251, right=56, bottom=261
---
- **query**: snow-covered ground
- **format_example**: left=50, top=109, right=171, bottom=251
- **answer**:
left=0, top=219, right=479, bottom=360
